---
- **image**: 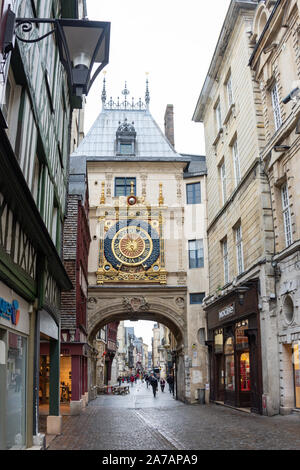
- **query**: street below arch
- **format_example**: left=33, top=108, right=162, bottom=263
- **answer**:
left=45, top=380, right=300, bottom=451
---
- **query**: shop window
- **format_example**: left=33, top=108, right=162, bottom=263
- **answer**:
left=293, top=343, right=300, bottom=409
left=214, top=329, right=223, bottom=354
left=235, top=320, right=249, bottom=350
left=6, top=332, right=27, bottom=449
left=240, top=352, right=251, bottom=392
left=225, top=337, right=235, bottom=391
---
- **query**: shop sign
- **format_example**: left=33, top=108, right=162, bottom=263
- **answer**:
left=0, top=298, right=20, bottom=326
left=218, top=304, right=235, bottom=321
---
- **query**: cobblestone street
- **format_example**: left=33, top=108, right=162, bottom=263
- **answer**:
left=47, top=381, right=300, bottom=451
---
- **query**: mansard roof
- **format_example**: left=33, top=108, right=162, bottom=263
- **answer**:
left=71, top=107, right=183, bottom=160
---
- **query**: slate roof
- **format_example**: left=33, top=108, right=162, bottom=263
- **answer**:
left=70, top=103, right=206, bottom=176
left=71, top=108, right=181, bottom=160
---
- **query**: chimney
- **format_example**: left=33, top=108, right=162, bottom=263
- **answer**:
left=164, top=104, right=175, bottom=148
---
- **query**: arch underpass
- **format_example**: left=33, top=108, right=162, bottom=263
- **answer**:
left=87, top=285, right=188, bottom=401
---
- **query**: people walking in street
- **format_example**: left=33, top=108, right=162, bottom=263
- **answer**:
left=160, top=378, right=166, bottom=392
left=167, top=374, right=174, bottom=394
left=149, top=373, right=158, bottom=398
left=130, top=374, right=135, bottom=387
left=145, top=374, right=149, bottom=388
left=118, top=376, right=122, bottom=386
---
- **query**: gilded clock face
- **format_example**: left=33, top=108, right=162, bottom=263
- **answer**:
left=112, top=226, right=153, bottom=266
left=104, top=220, right=160, bottom=270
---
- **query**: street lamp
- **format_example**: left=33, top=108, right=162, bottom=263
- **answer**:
left=1, top=7, right=110, bottom=97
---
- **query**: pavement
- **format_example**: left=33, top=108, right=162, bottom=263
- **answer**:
left=46, top=380, right=300, bottom=451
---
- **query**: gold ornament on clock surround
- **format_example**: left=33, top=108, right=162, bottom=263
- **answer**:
left=96, top=186, right=167, bottom=285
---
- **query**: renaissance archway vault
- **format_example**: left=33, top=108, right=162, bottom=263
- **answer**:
left=87, top=286, right=187, bottom=346
left=87, top=285, right=189, bottom=401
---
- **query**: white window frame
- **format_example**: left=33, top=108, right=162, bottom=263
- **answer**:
left=223, top=239, right=229, bottom=284
left=235, top=225, right=244, bottom=275
left=226, top=74, right=234, bottom=107
left=281, top=183, right=293, bottom=247
left=215, top=101, right=222, bottom=132
left=220, top=162, right=226, bottom=204
left=271, top=83, right=282, bottom=131
left=232, top=139, right=241, bottom=186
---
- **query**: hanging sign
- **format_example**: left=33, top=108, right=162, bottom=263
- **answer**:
left=0, top=298, right=20, bottom=326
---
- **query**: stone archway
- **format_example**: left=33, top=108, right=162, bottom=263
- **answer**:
left=87, top=285, right=188, bottom=401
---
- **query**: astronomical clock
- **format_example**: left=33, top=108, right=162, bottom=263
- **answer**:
left=96, top=185, right=167, bottom=284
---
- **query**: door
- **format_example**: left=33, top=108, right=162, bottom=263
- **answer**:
left=238, top=351, right=251, bottom=407
left=216, top=354, right=224, bottom=401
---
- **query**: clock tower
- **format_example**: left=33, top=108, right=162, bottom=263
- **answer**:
left=96, top=182, right=167, bottom=284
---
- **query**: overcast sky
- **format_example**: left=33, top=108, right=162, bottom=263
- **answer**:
left=85, top=0, right=231, bottom=155
left=84, top=1, right=231, bottom=348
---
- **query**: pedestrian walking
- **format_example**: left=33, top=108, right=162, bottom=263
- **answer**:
left=149, top=373, right=158, bottom=398
left=145, top=374, right=149, bottom=388
left=130, top=375, right=135, bottom=387
left=160, top=378, right=166, bottom=392
left=117, top=376, right=122, bottom=386
left=167, top=374, right=174, bottom=394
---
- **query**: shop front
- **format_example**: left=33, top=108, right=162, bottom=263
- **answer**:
left=0, top=282, right=30, bottom=449
left=205, top=283, right=263, bottom=414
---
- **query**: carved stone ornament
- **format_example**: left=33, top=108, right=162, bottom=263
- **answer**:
left=175, top=297, right=185, bottom=308
left=123, top=296, right=150, bottom=313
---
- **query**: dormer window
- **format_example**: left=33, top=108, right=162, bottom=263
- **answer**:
left=116, top=118, right=136, bottom=155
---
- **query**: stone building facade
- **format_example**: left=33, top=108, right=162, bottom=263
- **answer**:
left=249, top=0, right=300, bottom=414
left=71, top=78, right=209, bottom=403
left=193, top=0, right=282, bottom=415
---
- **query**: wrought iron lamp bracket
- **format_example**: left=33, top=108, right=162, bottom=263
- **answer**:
left=14, top=18, right=56, bottom=44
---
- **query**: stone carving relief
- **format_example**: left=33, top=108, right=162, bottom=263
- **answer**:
left=122, top=296, right=150, bottom=313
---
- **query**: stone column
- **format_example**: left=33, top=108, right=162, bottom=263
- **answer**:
left=70, top=355, right=82, bottom=415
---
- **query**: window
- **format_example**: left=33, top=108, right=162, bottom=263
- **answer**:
left=186, top=182, right=201, bottom=204
left=115, top=177, right=136, bottom=197
left=215, top=101, right=222, bottom=132
left=226, top=74, right=234, bottom=107
left=188, top=239, right=204, bottom=269
left=214, top=329, right=223, bottom=354
left=235, top=224, right=244, bottom=275
left=225, top=337, right=235, bottom=391
left=271, top=82, right=282, bottom=131
left=281, top=183, right=293, bottom=247
left=232, top=139, right=241, bottom=186
left=220, top=162, right=226, bottom=204
left=190, top=293, right=206, bottom=304
left=119, top=143, right=133, bottom=155
left=222, top=239, right=229, bottom=284
left=116, top=118, right=136, bottom=156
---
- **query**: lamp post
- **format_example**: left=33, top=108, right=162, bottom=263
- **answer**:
left=1, top=7, right=110, bottom=97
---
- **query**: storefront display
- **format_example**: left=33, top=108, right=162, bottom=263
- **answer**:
left=205, top=283, right=262, bottom=413
left=293, top=343, right=300, bottom=409
left=0, top=283, right=30, bottom=449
